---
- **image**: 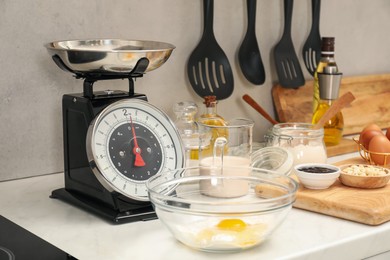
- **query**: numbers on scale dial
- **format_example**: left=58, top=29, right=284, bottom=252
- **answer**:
left=106, top=109, right=164, bottom=182
left=89, top=100, right=183, bottom=201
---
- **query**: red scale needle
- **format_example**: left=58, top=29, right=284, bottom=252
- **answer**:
left=130, top=116, right=145, bottom=167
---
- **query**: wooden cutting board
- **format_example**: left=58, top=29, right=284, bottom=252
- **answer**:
left=326, top=138, right=358, bottom=157
left=272, top=74, right=390, bottom=156
left=293, top=157, right=390, bottom=226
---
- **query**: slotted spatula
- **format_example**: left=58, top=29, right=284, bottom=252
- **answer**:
left=302, top=0, right=322, bottom=76
left=187, top=0, right=234, bottom=100
left=273, top=0, right=305, bottom=88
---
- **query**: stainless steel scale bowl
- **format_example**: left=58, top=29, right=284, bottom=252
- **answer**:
left=45, top=39, right=175, bottom=75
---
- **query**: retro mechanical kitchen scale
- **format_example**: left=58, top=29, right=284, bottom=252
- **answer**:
left=45, top=39, right=185, bottom=224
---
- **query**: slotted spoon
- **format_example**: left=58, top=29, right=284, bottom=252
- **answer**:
left=187, top=0, right=234, bottom=100
left=273, top=0, right=305, bottom=88
left=302, top=0, right=322, bottom=76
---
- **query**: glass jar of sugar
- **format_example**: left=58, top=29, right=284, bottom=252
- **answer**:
left=265, top=123, right=327, bottom=166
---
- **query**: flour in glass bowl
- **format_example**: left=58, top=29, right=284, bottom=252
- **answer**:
left=267, top=123, right=328, bottom=166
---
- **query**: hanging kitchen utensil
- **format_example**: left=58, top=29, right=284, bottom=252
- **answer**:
left=238, top=0, right=266, bottom=85
left=273, top=0, right=305, bottom=88
left=242, top=94, right=279, bottom=125
left=302, top=0, right=322, bottom=76
left=187, top=0, right=234, bottom=100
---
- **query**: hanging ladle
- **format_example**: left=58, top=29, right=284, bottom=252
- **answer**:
left=238, top=0, right=266, bottom=85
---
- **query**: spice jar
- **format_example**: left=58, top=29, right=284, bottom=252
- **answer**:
left=173, top=101, right=200, bottom=163
left=265, top=123, right=327, bottom=166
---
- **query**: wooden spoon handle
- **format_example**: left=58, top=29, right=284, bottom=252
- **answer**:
left=312, top=91, right=356, bottom=130
left=242, top=94, right=279, bottom=125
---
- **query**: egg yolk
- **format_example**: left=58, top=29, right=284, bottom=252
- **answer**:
left=192, top=219, right=267, bottom=249
left=216, top=219, right=247, bottom=232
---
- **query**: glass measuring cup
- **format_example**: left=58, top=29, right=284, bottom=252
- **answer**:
left=197, top=118, right=254, bottom=197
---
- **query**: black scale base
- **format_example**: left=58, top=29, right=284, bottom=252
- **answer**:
left=50, top=56, right=157, bottom=224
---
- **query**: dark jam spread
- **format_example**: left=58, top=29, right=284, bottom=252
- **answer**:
left=298, top=166, right=337, bottom=174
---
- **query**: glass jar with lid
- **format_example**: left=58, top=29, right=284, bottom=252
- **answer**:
left=173, top=101, right=200, bottom=164
left=265, top=123, right=327, bottom=166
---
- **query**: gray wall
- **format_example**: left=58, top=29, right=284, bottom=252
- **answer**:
left=1, top=0, right=389, bottom=181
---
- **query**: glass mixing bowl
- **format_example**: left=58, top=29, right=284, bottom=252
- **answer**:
left=147, top=166, right=298, bottom=253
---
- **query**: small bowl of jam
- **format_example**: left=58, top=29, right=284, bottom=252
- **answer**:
left=294, top=163, right=340, bottom=189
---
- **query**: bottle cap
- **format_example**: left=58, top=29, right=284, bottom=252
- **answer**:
left=318, top=66, right=343, bottom=100
left=321, top=37, right=335, bottom=54
left=173, top=101, right=198, bottom=116
left=204, top=96, right=217, bottom=107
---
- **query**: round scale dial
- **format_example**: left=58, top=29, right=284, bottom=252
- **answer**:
left=86, top=99, right=184, bottom=201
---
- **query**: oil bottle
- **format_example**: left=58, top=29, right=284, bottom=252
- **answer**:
left=313, top=37, right=338, bottom=113
left=198, top=95, right=226, bottom=126
left=197, top=96, right=228, bottom=158
left=312, top=66, right=344, bottom=146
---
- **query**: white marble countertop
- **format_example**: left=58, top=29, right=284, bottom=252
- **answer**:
left=1, top=153, right=390, bottom=259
